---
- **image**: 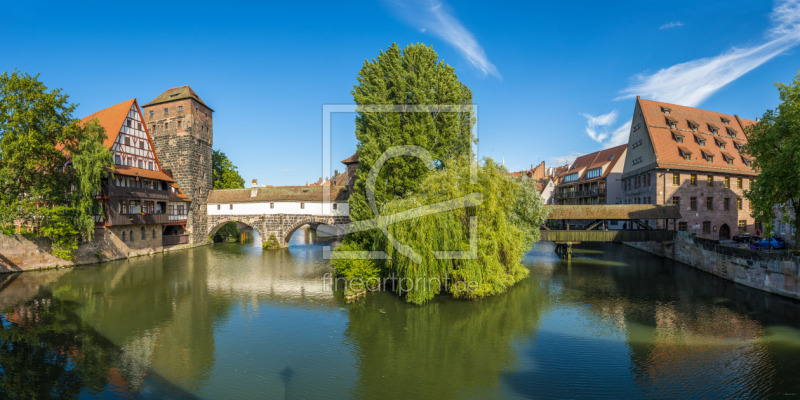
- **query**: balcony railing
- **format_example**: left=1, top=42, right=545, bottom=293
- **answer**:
left=110, top=213, right=169, bottom=226
left=108, top=186, right=170, bottom=200
left=163, top=234, right=189, bottom=246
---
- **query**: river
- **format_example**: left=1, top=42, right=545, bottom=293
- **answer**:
left=2, top=228, right=800, bottom=399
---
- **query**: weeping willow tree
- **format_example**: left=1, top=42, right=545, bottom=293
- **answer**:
left=333, top=158, right=548, bottom=304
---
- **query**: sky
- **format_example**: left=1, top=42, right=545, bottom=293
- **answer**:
left=2, top=0, right=799, bottom=185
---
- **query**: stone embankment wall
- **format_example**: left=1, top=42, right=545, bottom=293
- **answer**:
left=0, top=231, right=200, bottom=273
left=628, top=232, right=800, bottom=300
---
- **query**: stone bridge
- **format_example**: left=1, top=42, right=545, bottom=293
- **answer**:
left=205, top=185, right=351, bottom=248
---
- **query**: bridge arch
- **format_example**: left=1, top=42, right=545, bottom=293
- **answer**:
left=282, top=218, right=327, bottom=246
left=207, top=217, right=266, bottom=246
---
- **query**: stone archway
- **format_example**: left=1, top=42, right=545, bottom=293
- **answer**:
left=282, top=219, right=324, bottom=246
left=719, top=223, right=730, bottom=239
left=207, top=218, right=266, bottom=246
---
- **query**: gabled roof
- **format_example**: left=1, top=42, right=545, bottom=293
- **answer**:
left=637, top=98, right=757, bottom=175
left=80, top=98, right=136, bottom=148
left=557, top=144, right=627, bottom=185
left=143, top=85, right=213, bottom=111
left=113, top=165, right=175, bottom=182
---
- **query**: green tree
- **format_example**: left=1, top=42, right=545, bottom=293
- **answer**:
left=348, top=43, right=475, bottom=242
left=743, top=71, right=800, bottom=248
left=212, top=149, right=245, bottom=189
left=0, top=71, right=112, bottom=259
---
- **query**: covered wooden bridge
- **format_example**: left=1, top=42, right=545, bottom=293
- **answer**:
left=540, top=204, right=682, bottom=257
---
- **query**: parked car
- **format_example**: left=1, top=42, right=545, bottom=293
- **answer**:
left=732, top=233, right=754, bottom=243
left=756, top=236, right=786, bottom=250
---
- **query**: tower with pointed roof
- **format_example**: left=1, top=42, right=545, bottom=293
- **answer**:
left=142, top=86, right=214, bottom=244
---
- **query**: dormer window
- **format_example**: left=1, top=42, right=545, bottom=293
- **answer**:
left=694, top=134, right=706, bottom=146
left=733, top=141, right=742, bottom=151
left=687, top=120, right=699, bottom=132
left=701, top=150, right=714, bottom=163
left=715, top=138, right=726, bottom=149
left=721, top=117, right=730, bottom=125
left=722, top=153, right=734, bottom=165
left=661, top=106, right=671, bottom=115
left=587, top=167, right=602, bottom=179
left=666, top=116, right=678, bottom=129
left=679, top=147, right=692, bottom=161
left=741, top=156, right=751, bottom=166
left=726, top=127, right=737, bottom=138
left=708, top=123, right=719, bottom=134
left=671, top=131, right=684, bottom=143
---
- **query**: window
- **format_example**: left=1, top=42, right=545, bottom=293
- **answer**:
left=724, top=198, right=730, bottom=211
left=707, top=175, right=713, bottom=187
left=738, top=220, right=746, bottom=231
left=229, top=204, right=233, bottom=210
left=695, top=135, right=706, bottom=146
left=631, top=157, right=643, bottom=166
left=333, top=203, right=338, bottom=210
left=152, top=124, right=156, bottom=132
left=691, top=174, right=697, bottom=186
left=564, top=172, right=579, bottom=182
left=666, top=117, right=677, bottom=129
left=733, top=141, right=742, bottom=151
left=721, top=117, right=730, bottom=125
left=661, top=106, right=671, bottom=115
left=164, top=108, right=168, bottom=115
left=150, top=111, right=154, bottom=117
left=179, top=106, right=183, bottom=111
left=706, top=197, right=714, bottom=210
left=165, top=122, right=169, bottom=129
left=587, top=168, right=601, bottom=179
left=130, top=230, right=134, bottom=241
left=755, top=222, right=763, bottom=232
left=672, top=131, right=684, bottom=143
left=673, top=172, right=680, bottom=185
left=690, top=197, right=697, bottom=210
left=715, top=138, right=726, bottom=149
left=125, top=137, right=131, bottom=146
left=688, top=120, right=698, bottom=131
left=149, top=162, right=153, bottom=170
left=708, top=124, right=719, bottom=134
left=122, top=231, right=126, bottom=242
left=703, top=221, right=711, bottom=234
left=741, top=156, right=751, bottom=167
left=115, top=155, right=121, bottom=164
left=781, top=223, right=786, bottom=235
left=127, top=157, right=132, bottom=166
left=270, top=203, right=274, bottom=209
left=723, top=154, right=734, bottom=165
left=141, top=227, right=146, bottom=240
left=727, top=127, right=737, bottom=138
left=673, top=197, right=680, bottom=206
left=680, top=148, right=691, bottom=160
left=737, top=177, right=743, bottom=189
left=138, top=160, right=143, bottom=168
left=678, top=222, right=688, bottom=231
left=724, top=177, right=730, bottom=188
left=139, top=141, right=144, bottom=149
left=300, top=202, right=305, bottom=209
left=217, top=204, right=220, bottom=210
left=178, top=120, right=182, bottom=128
left=737, top=198, right=743, bottom=210
left=137, top=122, right=141, bottom=130
left=702, top=151, right=714, bottom=163
left=631, top=139, right=642, bottom=149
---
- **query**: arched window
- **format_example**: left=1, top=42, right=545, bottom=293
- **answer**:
left=130, top=230, right=134, bottom=241
left=122, top=231, right=126, bottom=242
left=141, top=227, right=146, bottom=240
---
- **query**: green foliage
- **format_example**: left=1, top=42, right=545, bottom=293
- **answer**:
left=348, top=43, right=475, bottom=242
left=331, top=241, right=381, bottom=292
left=743, top=71, right=800, bottom=247
left=212, top=149, right=245, bottom=189
left=214, top=221, right=240, bottom=243
left=0, top=70, right=112, bottom=259
left=263, top=234, right=280, bottom=249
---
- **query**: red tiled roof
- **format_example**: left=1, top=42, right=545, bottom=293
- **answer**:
left=207, top=186, right=350, bottom=203
left=638, top=98, right=757, bottom=176
left=170, top=183, right=190, bottom=202
left=80, top=99, right=135, bottom=149
left=112, top=166, right=175, bottom=182
left=557, top=144, right=627, bottom=185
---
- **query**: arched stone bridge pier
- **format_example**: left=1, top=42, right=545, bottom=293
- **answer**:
left=205, top=185, right=351, bottom=248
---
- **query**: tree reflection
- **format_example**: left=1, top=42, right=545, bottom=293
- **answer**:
left=344, top=275, right=548, bottom=399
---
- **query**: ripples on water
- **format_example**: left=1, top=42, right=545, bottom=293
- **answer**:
left=1, top=229, right=800, bottom=399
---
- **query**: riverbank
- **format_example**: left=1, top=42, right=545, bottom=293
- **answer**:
left=627, top=231, right=800, bottom=300
left=0, top=232, right=205, bottom=273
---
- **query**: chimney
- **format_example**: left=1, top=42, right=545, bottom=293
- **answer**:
left=251, top=179, right=258, bottom=188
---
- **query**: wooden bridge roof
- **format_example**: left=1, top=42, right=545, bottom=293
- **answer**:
left=546, top=204, right=681, bottom=220
left=208, top=186, right=349, bottom=203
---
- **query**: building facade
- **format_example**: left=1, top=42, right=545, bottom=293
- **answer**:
left=621, top=97, right=757, bottom=239
left=142, top=86, right=213, bottom=245
left=554, top=144, right=627, bottom=205
left=81, top=99, right=191, bottom=250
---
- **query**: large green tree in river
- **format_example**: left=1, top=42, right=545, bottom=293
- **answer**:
left=0, top=71, right=112, bottom=259
left=334, top=44, right=548, bottom=304
left=744, top=71, right=800, bottom=249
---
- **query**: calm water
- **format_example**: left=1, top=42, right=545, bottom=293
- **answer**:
left=2, top=229, right=800, bottom=399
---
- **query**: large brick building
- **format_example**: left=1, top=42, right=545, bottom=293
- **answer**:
left=621, top=97, right=757, bottom=239
left=142, top=86, right=213, bottom=244
left=554, top=144, right=627, bottom=205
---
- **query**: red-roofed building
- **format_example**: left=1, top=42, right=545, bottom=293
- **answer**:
left=80, top=99, right=190, bottom=248
left=621, top=97, right=757, bottom=239
left=554, top=144, right=628, bottom=205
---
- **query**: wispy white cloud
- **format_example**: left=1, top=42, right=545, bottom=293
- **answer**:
left=580, top=110, right=618, bottom=143
left=617, top=0, right=800, bottom=107
left=659, top=21, right=684, bottom=30
left=386, top=0, right=500, bottom=78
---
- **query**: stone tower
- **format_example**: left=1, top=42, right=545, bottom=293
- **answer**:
left=142, top=86, right=213, bottom=244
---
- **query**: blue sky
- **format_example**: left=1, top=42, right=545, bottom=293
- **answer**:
left=2, top=0, right=799, bottom=185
